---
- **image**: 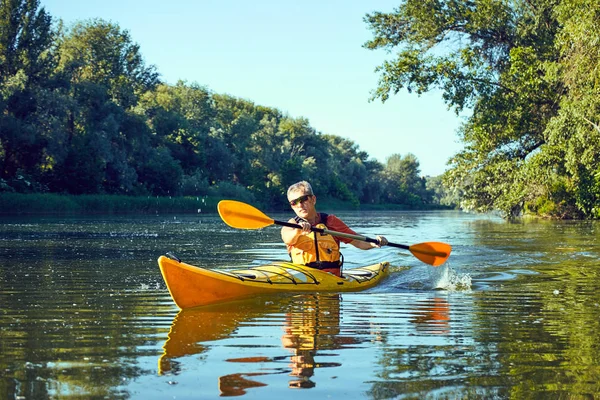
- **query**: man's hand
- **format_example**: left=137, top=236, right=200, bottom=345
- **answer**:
left=374, top=235, right=388, bottom=247
left=298, top=221, right=311, bottom=234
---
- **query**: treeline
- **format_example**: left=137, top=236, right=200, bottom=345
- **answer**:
left=0, top=0, right=448, bottom=211
left=365, top=0, right=600, bottom=219
left=7, top=0, right=600, bottom=219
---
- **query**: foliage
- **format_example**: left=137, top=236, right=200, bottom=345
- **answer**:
left=0, top=3, right=443, bottom=212
left=381, top=153, right=433, bottom=206
left=0, top=0, right=56, bottom=184
left=364, top=0, right=600, bottom=219
left=56, top=19, right=159, bottom=108
left=0, top=192, right=219, bottom=214
left=426, top=175, right=458, bottom=207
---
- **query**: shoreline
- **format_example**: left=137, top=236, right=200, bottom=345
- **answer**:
left=0, top=193, right=453, bottom=215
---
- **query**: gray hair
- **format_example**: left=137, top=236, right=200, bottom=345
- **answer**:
left=287, top=181, right=314, bottom=197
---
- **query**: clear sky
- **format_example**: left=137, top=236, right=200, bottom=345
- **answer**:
left=41, top=0, right=465, bottom=177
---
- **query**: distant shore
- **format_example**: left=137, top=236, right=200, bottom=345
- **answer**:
left=0, top=193, right=452, bottom=215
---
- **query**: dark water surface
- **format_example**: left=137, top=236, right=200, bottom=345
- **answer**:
left=1, top=211, right=600, bottom=399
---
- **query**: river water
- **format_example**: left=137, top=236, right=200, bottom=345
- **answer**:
left=1, top=210, right=599, bottom=399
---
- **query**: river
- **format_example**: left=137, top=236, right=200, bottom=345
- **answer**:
left=1, top=210, right=599, bottom=399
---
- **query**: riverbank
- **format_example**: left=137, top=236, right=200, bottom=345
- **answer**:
left=0, top=193, right=452, bottom=215
left=0, top=193, right=216, bottom=215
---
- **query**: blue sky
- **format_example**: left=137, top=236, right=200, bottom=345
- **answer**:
left=41, top=0, right=465, bottom=177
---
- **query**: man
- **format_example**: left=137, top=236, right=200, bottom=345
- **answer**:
left=281, top=181, right=388, bottom=276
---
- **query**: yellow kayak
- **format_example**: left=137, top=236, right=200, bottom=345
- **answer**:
left=158, top=254, right=390, bottom=309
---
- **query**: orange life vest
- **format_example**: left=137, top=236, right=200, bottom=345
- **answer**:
left=289, top=214, right=342, bottom=269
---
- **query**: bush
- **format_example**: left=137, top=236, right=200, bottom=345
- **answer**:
left=179, top=172, right=211, bottom=196
left=0, top=193, right=220, bottom=214
left=214, top=182, right=256, bottom=203
left=0, top=193, right=80, bottom=213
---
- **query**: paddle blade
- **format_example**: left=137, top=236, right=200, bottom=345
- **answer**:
left=217, top=200, right=275, bottom=229
left=408, top=242, right=452, bottom=267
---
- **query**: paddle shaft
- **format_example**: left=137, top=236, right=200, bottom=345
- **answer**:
left=275, top=219, right=410, bottom=250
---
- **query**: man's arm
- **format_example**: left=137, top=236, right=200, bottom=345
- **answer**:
left=350, top=236, right=387, bottom=250
left=281, top=218, right=311, bottom=245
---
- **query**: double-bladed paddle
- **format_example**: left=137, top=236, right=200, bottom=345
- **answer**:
left=217, top=200, right=452, bottom=267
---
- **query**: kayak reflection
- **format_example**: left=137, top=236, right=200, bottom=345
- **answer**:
left=159, top=296, right=278, bottom=376
left=159, top=293, right=357, bottom=393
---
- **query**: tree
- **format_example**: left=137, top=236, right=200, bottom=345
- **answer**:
left=1, top=3, right=440, bottom=206
left=212, top=94, right=262, bottom=184
left=0, top=0, right=56, bottom=187
left=139, top=82, right=214, bottom=176
left=364, top=0, right=564, bottom=217
left=56, top=19, right=159, bottom=108
left=360, top=159, right=385, bottom=204
left=382, top=153, right=428, bottom=205
left=0, top=0, right=54, bottom=84
left=49, top=19, right=160, bottom=194
left=427, top=174, right=458, bottom=207
left=136, top=146, right=183, bottom=196
left=324, top=135, right=369, bottom=202
left=542, top=0, right=600, bottom=218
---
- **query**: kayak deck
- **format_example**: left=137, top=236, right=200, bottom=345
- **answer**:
left=158, top=254, right=390, bottom=309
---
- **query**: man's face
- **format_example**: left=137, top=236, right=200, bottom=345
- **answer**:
left=287, top=189, right=316, bottom=219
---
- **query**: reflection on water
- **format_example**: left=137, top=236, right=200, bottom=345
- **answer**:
left=281, top=295, right=344, bottom=389
left=159, top=294, right=347, bottom=393
left=408, top=297, right=450, bottom=334
left=2, top=212, right=600, bottom=398
left=158, top=292, right=457, bottom=396
left=159, top=297, right=276, bottom=376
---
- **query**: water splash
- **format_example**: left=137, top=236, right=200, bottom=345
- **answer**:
left=430, top=265, right=472, bottom=291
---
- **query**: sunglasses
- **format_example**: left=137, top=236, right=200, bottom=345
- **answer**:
left=289, top=194, right=312, bottom=206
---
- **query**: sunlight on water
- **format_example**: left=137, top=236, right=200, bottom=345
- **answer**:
left=2, top=212, right=600, bottom=399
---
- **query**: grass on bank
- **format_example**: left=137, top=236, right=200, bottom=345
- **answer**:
left=0, top=193, right=452, bottom=215
left=0, top=193, right=219, bottom=214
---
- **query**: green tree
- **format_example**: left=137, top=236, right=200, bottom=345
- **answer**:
left=56, top=19, right=158, bottom=108
left=50, top=19, right=160, bottom=194
left=138, top=82, right=214, bottom=177
left=426, top=174, right=458, bottom=207
left=360, top=159, right=385, bottom=204
left=0, top=0, right=56, bottom=187
left=382, top=153, right=427, bottom=205
left=136, top=146, right=183, bottom=196
left=542, top=0, right=600, bottom=218
left=212, top=94, right=263, bottom=184
left=245, top=111, right=287, bottom=203
left=324, top=135, right=369, bottom=202
left=364, top=0, right=563, bottom=217
left=1, top=3, right=443, bottom=207
left=0, top=0, right=54, bottom=84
